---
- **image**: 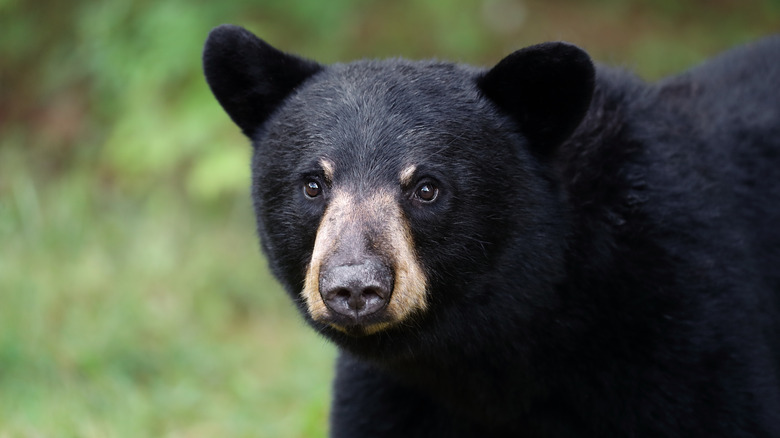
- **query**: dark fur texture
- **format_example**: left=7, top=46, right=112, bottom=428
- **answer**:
left=203, top=26, right=780, bottom=436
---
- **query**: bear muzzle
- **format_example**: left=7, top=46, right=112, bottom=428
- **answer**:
left=319, top=258, right=394, bottom=321
left=302, top=187, right=429, bottom=335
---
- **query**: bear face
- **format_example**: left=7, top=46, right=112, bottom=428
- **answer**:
left=204, top=24, right=594, bottom=340
left=254, top=60, right=545, bottom=337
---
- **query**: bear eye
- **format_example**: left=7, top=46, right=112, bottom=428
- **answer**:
left=304, top=180, right=321, bottom=198
left=414, top=182, right=438, bottom=203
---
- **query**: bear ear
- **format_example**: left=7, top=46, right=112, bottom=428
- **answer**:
left=203, top=25, right=323, bottom=138
left=477, top=42, right=595, bottom=153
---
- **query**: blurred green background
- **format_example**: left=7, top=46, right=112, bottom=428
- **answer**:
left=1, top=0, right=777, bottom=436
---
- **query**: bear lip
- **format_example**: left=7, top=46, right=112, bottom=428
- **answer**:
left=322, top=306, right=394, bottom=334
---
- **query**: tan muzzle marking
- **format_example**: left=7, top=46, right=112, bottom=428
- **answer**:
left=302, top=188, right=428, bottom=333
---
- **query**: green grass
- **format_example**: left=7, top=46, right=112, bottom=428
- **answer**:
left=0, top=149, right=335, bottom=437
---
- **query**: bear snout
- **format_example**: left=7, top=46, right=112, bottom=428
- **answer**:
left=319, top=260, right=394, bottom=320
left=301, top=187, right=428, bottom=334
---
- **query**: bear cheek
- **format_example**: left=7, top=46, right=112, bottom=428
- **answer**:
left=301, top=188, right=428, bottom=335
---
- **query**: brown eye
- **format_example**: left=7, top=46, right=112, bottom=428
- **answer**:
left=304, top=180, right=321, bottom=198
left=415, top=182, right=438, bottom=202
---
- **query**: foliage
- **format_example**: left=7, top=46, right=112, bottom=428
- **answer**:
left=1, top=0, right=777, bottom=436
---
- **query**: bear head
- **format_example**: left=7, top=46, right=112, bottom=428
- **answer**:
left=203, top=25, right=594, bottom=342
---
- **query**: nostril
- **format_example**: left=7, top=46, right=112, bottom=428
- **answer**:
left=360, top=288, right=385, bottom=314
left=320, top=263, right=393, bottom=319
left=323, top=285, right=383, bottom=315
left=362, top=287, right=380, bottom=300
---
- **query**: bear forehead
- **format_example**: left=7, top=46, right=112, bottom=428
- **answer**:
left=282, top=59, right=485, bottom=117
left=326, top=58, right=481, bottom=92
left=265, top=60, right=499, bottom=160
left=255, top=58, right=522, bottom=186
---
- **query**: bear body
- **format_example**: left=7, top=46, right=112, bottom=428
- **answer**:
left=203, top=26, right=780, bottom=437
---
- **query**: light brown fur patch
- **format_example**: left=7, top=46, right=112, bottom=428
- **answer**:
left=301, top=187, right=428, bottom=334
left=399, top=164, right=417, bottom=187
left=319, top=158, right=335, bottom=184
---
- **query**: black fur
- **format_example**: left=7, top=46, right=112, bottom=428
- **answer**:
left=477, top=41, right=595, bottom=153
left=203, top=25, right=323, bottom=137
left=203, top=26, right=780, bottom=437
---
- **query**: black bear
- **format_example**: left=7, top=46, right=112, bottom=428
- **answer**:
left=203, top=25, right=780, bottom=437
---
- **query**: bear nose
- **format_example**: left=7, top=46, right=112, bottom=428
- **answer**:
left=320, top=261, right=393, bottom=320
